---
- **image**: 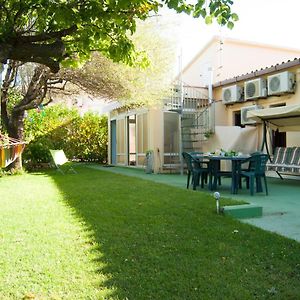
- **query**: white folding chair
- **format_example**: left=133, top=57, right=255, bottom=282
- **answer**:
left=49, top=149, right=77, bottom=174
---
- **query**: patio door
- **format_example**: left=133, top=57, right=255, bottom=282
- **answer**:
left=127, top=115, right=137, bottom=166
left=163, top=112, right=180, bottom=167
left=110, top=120, right=117, bottom=165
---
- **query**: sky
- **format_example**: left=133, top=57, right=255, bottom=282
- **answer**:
left=163, top=0, right=300, bottom=68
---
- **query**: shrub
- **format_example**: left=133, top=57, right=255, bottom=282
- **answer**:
left=22, top=136, right=54, bottom=164
left=24, top=104, right=78, bottom=141
left=66, top=113, right=108, bottom=162
left=23, top=104, right=108, bottom=168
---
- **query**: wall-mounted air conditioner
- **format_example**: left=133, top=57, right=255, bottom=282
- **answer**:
left=244, top=78, right=267, bottom=100
left=222, top=85, right=243, bottom=104
left=241, top=105, right=262, bottom=125
left=267, top=71, right=295, bottom=96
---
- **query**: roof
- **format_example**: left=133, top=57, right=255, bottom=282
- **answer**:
left=248, top=104, right=300, bottom=132
left=213, top=58, right=300, bottom=88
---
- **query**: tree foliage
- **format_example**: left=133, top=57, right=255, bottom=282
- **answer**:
left=60, top=18, right=177, bottom=105
left=0, top=0, right=236, bottom=73
left=23, top=104, right=108, bottom=166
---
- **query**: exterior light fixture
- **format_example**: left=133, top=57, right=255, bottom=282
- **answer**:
left=213, top=192, right=221, bottom=214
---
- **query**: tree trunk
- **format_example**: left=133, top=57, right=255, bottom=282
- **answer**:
left=7, top=110, right=26, bottom=171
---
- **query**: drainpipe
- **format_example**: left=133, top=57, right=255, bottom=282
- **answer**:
left=208, top=67, right=215, bottom=133
left=208, top=67, right=213, bottom=105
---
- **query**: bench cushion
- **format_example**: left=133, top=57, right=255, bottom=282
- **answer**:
left=290, top=147, right=300, bottom=165
left=267, top=147, right=300, bottom=174
left=290, top=165, right=300, bottom=173
left=267, top=164, right=292, bottom=172
left=272, top=147, right=289, bottom=164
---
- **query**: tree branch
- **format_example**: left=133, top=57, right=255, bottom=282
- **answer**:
left=5, top=40, right=65, bottom=73
left=43, top=97, right=53, bottom=107
left=14, top=66, right=50, bottom=112
left=18, top=25, right=77, bottom=43
left=0, top=61, right=17, bottom=130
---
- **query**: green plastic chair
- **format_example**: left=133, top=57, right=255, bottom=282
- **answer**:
left=238, top=151, right=262, bottom=188
left=239, top=154, right=268, bottom=196
left=49, top=149, right=77, bottom=174
left=182, top=152, right=209, bottom=190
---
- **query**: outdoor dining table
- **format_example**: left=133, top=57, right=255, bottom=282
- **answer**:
left=193, top=154, right=251, bottom=194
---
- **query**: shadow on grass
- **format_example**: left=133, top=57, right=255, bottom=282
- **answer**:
left=49, top=166, right=300, bottom=300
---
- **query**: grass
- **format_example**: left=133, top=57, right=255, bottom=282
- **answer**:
left=0, top=166, right=300, bottom=299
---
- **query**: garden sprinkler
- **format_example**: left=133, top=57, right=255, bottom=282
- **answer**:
left=213, top=192, right=221, bottom=214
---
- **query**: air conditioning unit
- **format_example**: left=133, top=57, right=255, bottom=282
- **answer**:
left=244, top=78, right=267, bottom=100
left=222, top=85, right=243, bottom=104
left=267, top=71, right=295, bottom=95
left=241, top=105, right=262, bottom=125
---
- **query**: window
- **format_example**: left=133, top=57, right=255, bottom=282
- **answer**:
left=233, top=111, right=244, bottom=128
left=164, top=112, right=180, bottom=165
left=136, top=113, right=149, bottom=166
left=270, top=103, right=286, bottom=150
left=116, top=118, right=126, bottom=164
left=127, top=115, right=136, bottom=166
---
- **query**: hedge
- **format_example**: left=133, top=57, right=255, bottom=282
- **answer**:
left=23, top=104, right=108, bottom=167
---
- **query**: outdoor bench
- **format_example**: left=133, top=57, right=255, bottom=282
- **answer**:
left=266, top=147, right=300, bottom=175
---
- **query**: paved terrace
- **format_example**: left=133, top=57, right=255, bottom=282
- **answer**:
left=87, top=165, right=300, bottom=243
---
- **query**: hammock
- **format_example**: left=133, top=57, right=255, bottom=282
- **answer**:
left=0, top=134, right=26, bottom=168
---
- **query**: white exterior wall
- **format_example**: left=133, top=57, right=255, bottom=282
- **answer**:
left=181, top=37, right=300, bottom=87
left=220, top=40, right=300, bottom=82
left=181, top=40, right=217, bottom=87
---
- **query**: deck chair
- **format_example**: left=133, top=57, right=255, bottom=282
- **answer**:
left=49, top=149, right=77, bottom=174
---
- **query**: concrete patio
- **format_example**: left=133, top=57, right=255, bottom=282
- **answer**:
left=88, top=165, right=300, bottom=242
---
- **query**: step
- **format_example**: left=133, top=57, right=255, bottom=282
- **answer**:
left=223, top=204, right=263, bottom=219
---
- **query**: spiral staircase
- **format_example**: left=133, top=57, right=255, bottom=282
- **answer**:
left=163, top=84, right=214, bottom=171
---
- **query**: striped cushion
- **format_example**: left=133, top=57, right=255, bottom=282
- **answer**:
left=292, top=167, right=300, bottom=173
left=272, top=147, right=288, bottom=164
left=286, top=147, right=297, bottom=164
left=275, top=166, right=293, bottom=173
left=289, top=164, right=300, bottom=173
left=267, top=147, right=300, bottom=174
left=290, top=147, right=300, bottom=165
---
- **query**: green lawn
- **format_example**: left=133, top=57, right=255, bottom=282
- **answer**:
left=1, top=166, right=300, bottom=299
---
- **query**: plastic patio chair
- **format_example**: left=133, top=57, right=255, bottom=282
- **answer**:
left=182, top=152, right=209, bottom=190
left=49, top=149, right=77, bottom=174
left=239, top=153, right=268, bottom=196
left=238, top=151, right=262, bottom=188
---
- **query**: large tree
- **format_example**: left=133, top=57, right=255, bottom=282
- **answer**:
left=0, top=1, right=237, bottom=71
left=0, top=0, right=237, bottom=169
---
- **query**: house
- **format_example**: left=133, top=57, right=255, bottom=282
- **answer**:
left=108, top=37, right=300, bottom=173
left=212, top=59, right=300, bottom=154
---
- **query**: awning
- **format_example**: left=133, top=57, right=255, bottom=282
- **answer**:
left=247, top=104, right=300, bottom=132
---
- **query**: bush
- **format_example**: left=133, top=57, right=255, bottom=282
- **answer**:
left=23, top=104, right=108, bottom=168
left=22, top=136, right=54, bottom=164
left=24, top=104, right=78, bottom=141
left=66, top=112, right=108, bottom=162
